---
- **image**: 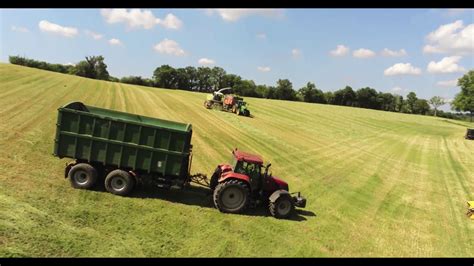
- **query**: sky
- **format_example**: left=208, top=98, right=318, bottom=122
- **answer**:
left=1, top=8, right=473, bottom=110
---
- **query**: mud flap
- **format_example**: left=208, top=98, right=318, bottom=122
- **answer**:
left=269, top=190, right=291, bottom=203
left=64, top=161, right=76, bottom=178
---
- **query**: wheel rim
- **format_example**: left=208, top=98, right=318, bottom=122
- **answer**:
left=111, top=176, right=127, bottom=191
left=277, top=199, right=291, bottom=216
left=73, top=170, right=89, bottom=185
left=221, top=186, right=245, bottom=209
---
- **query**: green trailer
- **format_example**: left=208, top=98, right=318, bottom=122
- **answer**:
left=54, top=102, right=198, bottom=195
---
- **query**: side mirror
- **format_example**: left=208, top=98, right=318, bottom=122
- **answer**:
left=266, top=163, right=271, bottom=169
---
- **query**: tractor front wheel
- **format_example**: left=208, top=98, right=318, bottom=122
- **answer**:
left=213, top=179, right=249, bottom=214
left=269, top=194, right=295, bottom=219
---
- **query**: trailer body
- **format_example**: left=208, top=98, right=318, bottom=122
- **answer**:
left=53, top=102, right=193, bottom=181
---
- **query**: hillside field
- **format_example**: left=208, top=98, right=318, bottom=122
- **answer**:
left=0, top=63, right=473, bottom=257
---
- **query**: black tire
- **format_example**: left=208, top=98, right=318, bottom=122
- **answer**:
left=209, top=166, right=221, bottom=191
left=68, top=163, right=98, bottom=189
left=244, top=110, right=250, bottom=117
left=105, top=169, right=135, bottom=196
left=269, top=194, right=295, bottom=219
left=213, top=179, right=250, bottom=214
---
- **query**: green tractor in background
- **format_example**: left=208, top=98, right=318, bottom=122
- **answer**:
left=232, top=98, right=250, bottom=117
left=204, top=87, right=251, bottom=117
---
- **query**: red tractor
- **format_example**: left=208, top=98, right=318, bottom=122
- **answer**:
left=209, top=148, right=306, bottom=218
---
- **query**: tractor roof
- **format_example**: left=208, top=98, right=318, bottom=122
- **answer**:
left=233, top=149, right=263, bottom=165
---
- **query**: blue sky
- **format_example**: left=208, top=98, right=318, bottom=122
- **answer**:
left=1, top=8, right=473, bottom=109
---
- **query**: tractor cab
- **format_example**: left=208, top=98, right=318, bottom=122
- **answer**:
left=231, top=150, right=265, bottom=191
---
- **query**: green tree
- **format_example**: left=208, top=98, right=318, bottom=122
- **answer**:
left=393, top=95, right=404, bottom=112
left=195, top=67, right=213, bottom=92
left=234, top=79, right=257, bottom=97
left=275, top=79, right=296, bottom=101
left=153, top=65, right=177, bottom=89
left=356, top=87, right=378, bottom=109
left=255, top=85, right=269, bottom=98
left=378, top=92, right=396, bottom=111
left=72, top=56, right=109, bottom=80
left=120, top=76, right=151, bottom=87
left=428, top=96, right=445, bottom=117
left=406, top=92, right=418, bottom=113
left=452, top=70, right=474, bottom=122
left=298, top=82, right=325, bottom=103
left=323, top=91, right=335, bottom=104
left=334, top=86, right=356, bottom=106
left=413, top=99, right=430, bottom=115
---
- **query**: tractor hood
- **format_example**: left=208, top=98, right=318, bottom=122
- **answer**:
left=270, top=176, right=289, bottom=191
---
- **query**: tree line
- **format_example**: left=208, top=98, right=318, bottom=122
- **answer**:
left=8, top=55, right=473, bottom=122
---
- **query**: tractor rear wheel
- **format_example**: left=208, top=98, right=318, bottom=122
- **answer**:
left=68, top=163, right=98, bottom=189
left=213, top=179, right=249, bottom=214
left=105, top=169, right=135, bottom=196
left=269, top=194, right=295, bottom=219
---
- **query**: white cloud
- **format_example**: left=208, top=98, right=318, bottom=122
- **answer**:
left=156, top=13, right=183, bottom=30
left=353, top=48, right=376, bottom=58
left=436, top=79, right=458, bottom=87
left=330, top=45, right=349, bottom=56
left=423, top=20, right=474, bottom=55
left=38, top=20, right=78, bottom=38
left=207, top=9, right=283, bottom=22
left=384, top=63, right=422, bottom=76
left=257, top=66, right=271, bottom=72
left=101, top=9, right=183, bottom=30
left=198, top=58, right=215, bottom=65
left=381, top=48, right=407, bottom=57
left=291, top=48, right=301, bottom=58
left=256, top=33, right=267, bottom=39
left=427, top=56, right=466, bottom=74
left=108, top=38, right=122, bottom=46
left=153, top=39, right=186, bottom=56
left=11, top=25, right=29, bottom=33
left=84, top=30, right=103, bottom=40
left=391, top=86, right=406, bottom=93
left=65, top=62, right=75, bottom=66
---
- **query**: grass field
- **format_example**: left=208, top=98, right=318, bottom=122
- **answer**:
left=0, top=63, right=473, bottom=257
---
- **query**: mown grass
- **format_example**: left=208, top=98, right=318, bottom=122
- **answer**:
left=0, top=63, right=473, bottom=257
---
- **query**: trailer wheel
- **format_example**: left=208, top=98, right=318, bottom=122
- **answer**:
left=269, top=193, right=295, bottom=219
left=105, top=169, right=135, bottom=196
left=213, top=179, right=249, bottom=214
left=68, top=163, right=98, bottom=189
